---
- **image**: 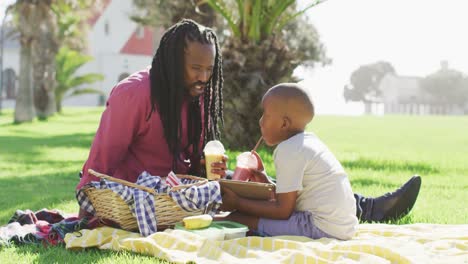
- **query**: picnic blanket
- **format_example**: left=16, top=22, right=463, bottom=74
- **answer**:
left=0, top=209, right=106, bottom=246
left=64, top=223, right=468, bottom=263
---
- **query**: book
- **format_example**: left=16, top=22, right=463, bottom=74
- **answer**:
left=219, top=179, right=276, bottom=200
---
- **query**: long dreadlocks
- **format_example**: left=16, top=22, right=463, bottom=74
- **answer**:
left=148, top=19, right=224, bottom=172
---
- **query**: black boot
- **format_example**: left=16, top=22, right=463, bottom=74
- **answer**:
left=355, top=175, right=422, bottom=222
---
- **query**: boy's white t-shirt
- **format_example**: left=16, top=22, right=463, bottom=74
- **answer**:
left=274, top=132, right=358, bottom=240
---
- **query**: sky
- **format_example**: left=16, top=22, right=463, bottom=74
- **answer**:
left=2, top=0, right=468, bottom=115
left=0, top=1, right=13, bottom=20
left=298, top=0, right=468, bottom=115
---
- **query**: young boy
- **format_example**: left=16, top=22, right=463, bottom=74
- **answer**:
left=220, top=83, right=358, bottom=240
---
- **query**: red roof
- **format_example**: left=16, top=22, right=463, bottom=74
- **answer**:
left=120, top=26, right=155, bottom=56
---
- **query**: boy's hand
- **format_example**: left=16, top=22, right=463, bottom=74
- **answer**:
left=220, top=186, right=238, bottom=211
left=248, top=151, right=273, bottom=183
left=251, top=151, right=265, bottom=171
left=249, top=169, right=272, bottom=183
left=200, top=155, right=229, bottom=178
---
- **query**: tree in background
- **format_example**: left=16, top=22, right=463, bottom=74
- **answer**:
left=131, top=0, right=219, bottom=29
left=10, top=1, right=38, bottom=123
left=344, top=61, right=395, bottom=113
left=9, top=0, right=97, bottom=123
left=55, top=47, right=103, bottom=112
left=10, top=0, right=59, bottom=122
left=218, top=1, right=329, bottom=148
left=421, top=65, right=468, bottom=106
left=132, top=0, right=328, bottom=148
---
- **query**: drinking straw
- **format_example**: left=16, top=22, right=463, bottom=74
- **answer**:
left=251, top=136, right=263, bottom=153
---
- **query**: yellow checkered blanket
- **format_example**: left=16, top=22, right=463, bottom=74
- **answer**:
left=64, top=224, right=468, bottom=263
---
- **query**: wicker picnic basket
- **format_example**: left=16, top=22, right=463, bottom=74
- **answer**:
left=82, top=169, right=206, bottom=231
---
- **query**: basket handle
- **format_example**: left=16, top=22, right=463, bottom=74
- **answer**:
left=88, top=169, right=158, bottom=194
left=170, top=176, right=209, bottom=191
left=88, top=169, right=209, bottom=193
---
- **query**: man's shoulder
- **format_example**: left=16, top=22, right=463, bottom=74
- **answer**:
left=109, top=68, right=150, bottom=101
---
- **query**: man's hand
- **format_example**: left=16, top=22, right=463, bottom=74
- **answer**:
left=219, top=186, right=239, bottom=211
left=200, top=154, right=229, bottom=178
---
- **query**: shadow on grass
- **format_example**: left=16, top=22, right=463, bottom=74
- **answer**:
left=359, top=212, right=415, bottom=225
left=0, top=132, right=94, bottom=155
left=351, top=178, right=399, bottom=189
left=0, top=171, right=80, bottom=224
left=0, top=133, right=94, bottom=168
left=342, top=158, right=439, bottom=174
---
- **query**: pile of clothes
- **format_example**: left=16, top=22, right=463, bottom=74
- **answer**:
left=0, top=209, right=114, bottom=246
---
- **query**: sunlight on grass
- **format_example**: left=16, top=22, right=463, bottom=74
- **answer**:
left=1, top=107, right=467, bottom=263
left=35, top=146, right=90, bottom=162
left=1, top=108, right=467, bottom=225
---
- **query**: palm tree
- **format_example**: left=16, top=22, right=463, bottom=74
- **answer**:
left=13, top=0, right=58, bottom=122
left=55, top=46, right=104, bottom=112
left=131, top=0, right=218, bottom=28
left=11, top=1, right=38, bottom=123
left=11, top=0, right=97, bottom=123
left=131, top=0, right=328, bottom=148
left=204, top=0, right=327, bottom=148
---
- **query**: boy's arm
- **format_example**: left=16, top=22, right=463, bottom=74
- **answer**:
left=221, top=187, right=297, bottom=220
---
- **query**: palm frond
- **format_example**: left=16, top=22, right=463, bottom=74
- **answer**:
left=235, top=0, right=244, bottom=30
left=263, top=0, right=295, bottom=36
left=67, top=88, right=105, bottom=98
left=55, top=46, right=104, bottom=108
left=248, top=0, right=263, bottom=41
left=203, top=0, right=241, bottom=37
left=276, top=0, right=327, bottom=32
left=68, top=74, right=104, bottom=88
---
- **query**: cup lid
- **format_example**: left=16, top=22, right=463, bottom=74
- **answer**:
left=204, top=140, right=225, bottom=154
left=236, top=152, right=257, bottom=168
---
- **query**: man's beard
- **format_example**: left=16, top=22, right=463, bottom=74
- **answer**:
left=187, top=81, right=208, bottom=98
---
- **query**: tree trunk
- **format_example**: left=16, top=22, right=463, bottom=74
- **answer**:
left=56, top=94, right=62, bottom=113
left=222, top=38, right=296, bottom=149
left=13, top=0, right=55, bottom=122
left=32, top=1, right=58, bottom=119
left=14, top=40, right=35, bottom=123
left=32, top=38, right=58, bottom=119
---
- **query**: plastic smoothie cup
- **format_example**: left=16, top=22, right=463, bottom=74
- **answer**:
left=232, top=152, right=258, bottom=181
left=204, top=140, right=225, bottom=180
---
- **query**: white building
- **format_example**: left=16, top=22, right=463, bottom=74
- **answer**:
left=378, top=64, right=467, bottom=115
left=1, top=0, right=162, bottom=109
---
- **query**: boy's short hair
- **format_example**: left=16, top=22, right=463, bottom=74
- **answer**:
left=265, top=83, right=314, bottom=124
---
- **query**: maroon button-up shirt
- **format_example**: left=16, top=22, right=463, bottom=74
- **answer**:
left=77, top=68, right=204, bottom=189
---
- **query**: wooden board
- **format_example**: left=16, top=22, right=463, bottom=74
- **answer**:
left=219, top=179, right=276, bottom=200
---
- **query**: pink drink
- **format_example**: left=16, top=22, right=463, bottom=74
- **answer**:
left=232, top=167, right=253, bottom=181
left=231, top=152, right=258, bottom=181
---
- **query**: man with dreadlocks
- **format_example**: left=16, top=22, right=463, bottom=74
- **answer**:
left=76, top=19, right=225, bottom=217
left=77, top=19, right=421, bottom=223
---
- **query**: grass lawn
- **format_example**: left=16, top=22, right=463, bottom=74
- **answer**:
left=0, top=107, right=467, bottom=263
